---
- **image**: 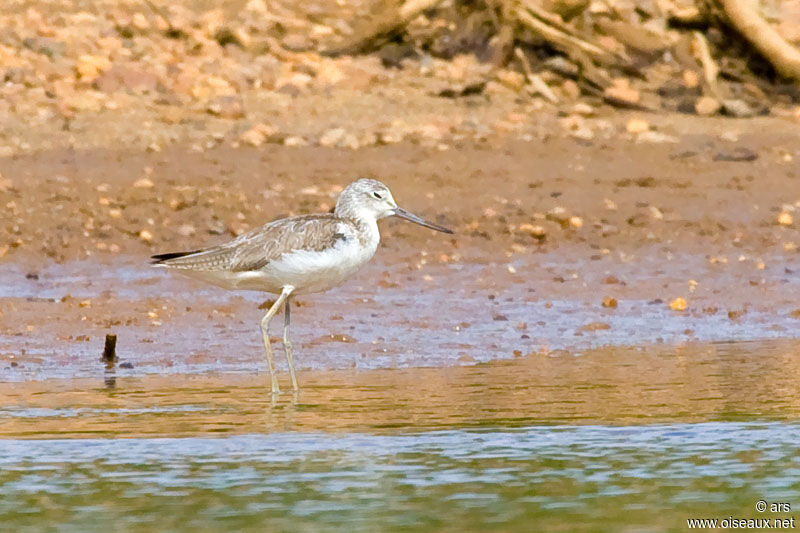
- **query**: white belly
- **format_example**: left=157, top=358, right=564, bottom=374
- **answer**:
left=183, top=237, right=377, bottom=294
left=262, top=238, right=377, bottom=294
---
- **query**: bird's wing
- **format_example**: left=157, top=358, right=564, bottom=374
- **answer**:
left=151, top=215, right=349, bottom=272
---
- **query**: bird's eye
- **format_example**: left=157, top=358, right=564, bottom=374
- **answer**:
left=372, top=191, right=383, bottom=200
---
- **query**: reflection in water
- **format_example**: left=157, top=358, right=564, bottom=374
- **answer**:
left=1, top=340, right=799, bottom=531
left=2, top=339, right=800, bottom=437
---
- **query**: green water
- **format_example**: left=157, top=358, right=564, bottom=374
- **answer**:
left=2, top=341, right=800, bottom=531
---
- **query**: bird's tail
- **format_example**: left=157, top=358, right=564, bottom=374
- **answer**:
left=150, top=250, right=203, bottom=265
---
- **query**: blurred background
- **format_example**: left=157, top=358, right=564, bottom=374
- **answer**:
left=1, top=0, right=799, bottom=156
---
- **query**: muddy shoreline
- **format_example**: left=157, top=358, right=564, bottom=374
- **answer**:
left=1, top=116, right=800, bottom=381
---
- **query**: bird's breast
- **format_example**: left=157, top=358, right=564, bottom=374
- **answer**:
left=263, top=236, right=377, bottom=294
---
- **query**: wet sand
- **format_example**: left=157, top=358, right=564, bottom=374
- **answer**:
left=2, top=116, right=800, bottom=379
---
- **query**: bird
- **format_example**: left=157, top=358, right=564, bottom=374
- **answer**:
left=151, top=178, right=453, bottom=394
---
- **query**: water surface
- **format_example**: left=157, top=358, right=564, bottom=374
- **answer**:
left=1, top=340, right=799, bottom=531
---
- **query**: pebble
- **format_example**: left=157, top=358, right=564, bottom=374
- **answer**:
left=713, top=147, right=758, bottom=162
left=319, top=127, right=346, bottom=147
left=669, top=297, right=687, bottom=311
left=239, top=123, right=278, bottom=146
left=283, top=135, right=308, bottom=147
left=778, top=212, right=793, bottom=226
left=636, top=131, right=678, bottom=144
left=722, top=99, right=755, bottom=118
left=605, top=79, right=640, bottom=105
left=602, top=296, right=618, bottom=308
left=694, top=96, right=721, bottom=116
left=570, top=103, right=595, bottom=116
left=625, top=118, right=649, bottom=133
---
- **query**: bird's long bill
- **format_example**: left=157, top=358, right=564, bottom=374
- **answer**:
left=393, top=207, right=453, bottom=234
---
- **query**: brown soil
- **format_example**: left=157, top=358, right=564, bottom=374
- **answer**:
left=2, top=115, right=800, bottom=381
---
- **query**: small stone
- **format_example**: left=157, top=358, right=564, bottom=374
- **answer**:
left=319, top=127, right=346, bottom=147
left=669, top=297, right=687, bottom=311
left=283, top=136, right=308, bottom=147
left=722, top=99, right=754, bottom=118
left=569, top=216, right=583, bottom=229
left=546, top=206, right=569, bottom=223
left=636, top=131, right=679, bottom=144
left=626, top=118, right=649, bottom=133
left=570, top=103, right=594, bottom=116
left=133, top=177, right=154, bottom=188
left=570, top=127, right=594, bottom=140
left=131, top=12, right=149, bottom=31
left=76, top=54, right=111, bottom=81
left=602, top=296, right=618, bottom=308
left=694, top=96, right=721, bottom=116
left=245, top=0, right=267, bottom=13
left=605, top=79, right=640, bottom=104
left=682, top=70, right=699, bottom=89
left=177, top=224, right=196, bottom=236
left=281, top=33, right=310, bottom=51
left=713, top=147, right=758, bottom=162
left=206, top=96, right=244, bottom=119
left=239, top=123, right=278, bottom=147
left=561, top=79, right=581, bottom=99
left=496, top=69, right=526, bottom=91
left=778, top=212, right=793, bottom=226
left=139, top=229, right=153, bottom=242
left=579, top=321, right=611, bottom=332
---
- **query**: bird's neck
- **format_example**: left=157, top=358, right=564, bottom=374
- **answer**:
left=342, top=214, right=380, bottom=249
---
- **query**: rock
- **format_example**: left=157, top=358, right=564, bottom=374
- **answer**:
left=570, top=103, right=595, bottom=116
left=669, top=297, right=687, bottom=311
left=636, top=131, right=679, bottom=144
left=602, top=296, right=618, bottom=308
left=713, top=147, right=758, bottom=162
left=283, top=136, right=308, bottom=147
left=561, top=79, right=581, bottom=100
left=282, top=33, right=310, bottom=51
left=315, top=61, right=346, bottom=86
left=694, top=96, right=721, bottom=116
left=722, top=99, right=755, bottom=118
left=94, top=65, right=159, bottom=94
left=778, top=212, right=793, bottom=226
left=206, top=95, right=244, bottom=119
left=319, top=127, right=346, bottom=147
left=604, top=79, right=640, bottom=105
left=245, top=0, right=267, bottom=14
left=682, top=70, right=699, bottom=89
left=571, top=127, right=594, bottom=140
left=496, top=69, right=526, bottom=91
left=131, top=12, right=149, bottom=31
left=239, top=123, right=279, bottom=146
left=625, top=118, right=650, bottom=133
left=75, top=54, right=112, bottom=82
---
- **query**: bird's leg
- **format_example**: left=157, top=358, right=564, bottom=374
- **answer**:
left=259, top=286, right=293, bottom=394
left=282, top=296, right=299, bottom=391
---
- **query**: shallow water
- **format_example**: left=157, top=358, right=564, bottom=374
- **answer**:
left=2, top=340, right=800, bottom=531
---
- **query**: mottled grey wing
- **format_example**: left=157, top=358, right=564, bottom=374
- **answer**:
left=153, top=215, right=345, bottom=272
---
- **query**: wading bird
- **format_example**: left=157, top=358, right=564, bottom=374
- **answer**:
left=152, top=178, right=453, bottom=393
